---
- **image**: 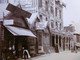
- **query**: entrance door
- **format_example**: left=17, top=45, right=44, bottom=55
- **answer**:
left=52, top=35, right=55, bottom=47
left=55, top=35, right=59, bottom=53
left=15, top=37, right=28, bottom=58
left=59, top=36, right=61, bottom=47
left=69, top=38, right=70, bottom=50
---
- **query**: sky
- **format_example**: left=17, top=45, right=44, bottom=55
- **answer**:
left=63, top=0, right=80, bottom=25
left=62, top=0, right=80, bottom=33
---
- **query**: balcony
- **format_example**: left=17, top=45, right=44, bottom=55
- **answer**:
left=51, top=27, right=64, bottom=34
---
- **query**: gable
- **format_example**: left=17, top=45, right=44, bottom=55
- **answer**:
left=6, top=3, right=31, bottom=18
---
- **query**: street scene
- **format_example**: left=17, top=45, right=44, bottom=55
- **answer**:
left=0, top=0, right=80, bottom=60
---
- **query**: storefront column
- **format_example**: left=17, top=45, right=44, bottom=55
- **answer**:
left=61, top=37, right=63, bottom=50
left=65, top=37, right=66, bottom=50
left=63, top=37, right=65, bottom=51
left=59, top=36, right=61, bottom=47
left=69, top=38, right=70, bottom=50
left=67, top=37, right=69, bottom=50
left=58, top=35, right=59, bottom=50
left=65, top=37, right=67, bottom=50
left=68, top=38, right=69, bottom=50
left=54, top=35, right=56, bottom=46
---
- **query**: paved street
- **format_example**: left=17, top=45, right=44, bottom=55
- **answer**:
left=32, top=51, right=80, bottom=60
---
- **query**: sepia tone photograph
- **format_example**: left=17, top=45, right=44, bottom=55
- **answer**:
left=0, top=0, right=80, bottom=60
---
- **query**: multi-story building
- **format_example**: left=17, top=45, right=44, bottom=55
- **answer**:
left=21, top=0, right=73, bottom=53
left=64, top=24, right=75, bottom=51
left=73, top=34, right=80, bottom=51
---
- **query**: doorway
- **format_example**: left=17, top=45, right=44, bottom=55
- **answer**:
left=52, top=35, right=55, bottom=47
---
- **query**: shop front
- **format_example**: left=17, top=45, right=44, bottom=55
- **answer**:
left=2, top=25, right=36, bottom=59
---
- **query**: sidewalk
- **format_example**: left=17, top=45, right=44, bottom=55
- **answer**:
left=16, top=51, right=80, bottom=60
left=31, top=51, right=80, bottom=60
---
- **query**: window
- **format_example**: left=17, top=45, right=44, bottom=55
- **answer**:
left=51, top=21, right=54, bottom=28
left=56, top=22, right=58, bottom=29
left=60, top=24, right=61, bottom=30
left=51, top=6, right=54, bottom=17
left=55, top=8, right=57, bottom=16
left=46, top=17, right=48, bottom=21
left=45, top=1, right=48, bottom=11
left=56, top=22, right=58, bottom=27
left=38, top=0, right=42, bottom=7
left=59, top=10, right=61, bottom=19
left=51, top=6, right=53, bottom=13
left=40, top=15, right=42, bottom=20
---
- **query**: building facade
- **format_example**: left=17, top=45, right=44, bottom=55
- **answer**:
left=64, top=24, right=75, bottom=51
left=21, top=0, right=73, bottom=53
left=0, top=0, right=74, bottom=58
left=74, top=33, right=80, bottom=51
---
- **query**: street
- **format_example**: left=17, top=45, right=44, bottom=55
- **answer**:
left=32, top=51, right=80, bottom=60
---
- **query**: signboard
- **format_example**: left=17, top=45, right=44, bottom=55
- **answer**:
left=3, top=19, right=14, bottom=25
left=6, top=3, right=31, bottom=18
left=36, top=22, right=44, bottom=30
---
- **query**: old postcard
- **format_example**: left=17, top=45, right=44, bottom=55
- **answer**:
left=0, top=0, right=80, bottom=60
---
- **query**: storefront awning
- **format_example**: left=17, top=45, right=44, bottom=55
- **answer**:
left=5, top=26, right=36, bottom=37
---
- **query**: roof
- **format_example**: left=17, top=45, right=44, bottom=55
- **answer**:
left=5, top=26, right=36, bottom=37
left=0, top=3, right=19, bottom=19
left=27, top=13, right=38, bottom=25
left=6, top=3, right=31, bottom=18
